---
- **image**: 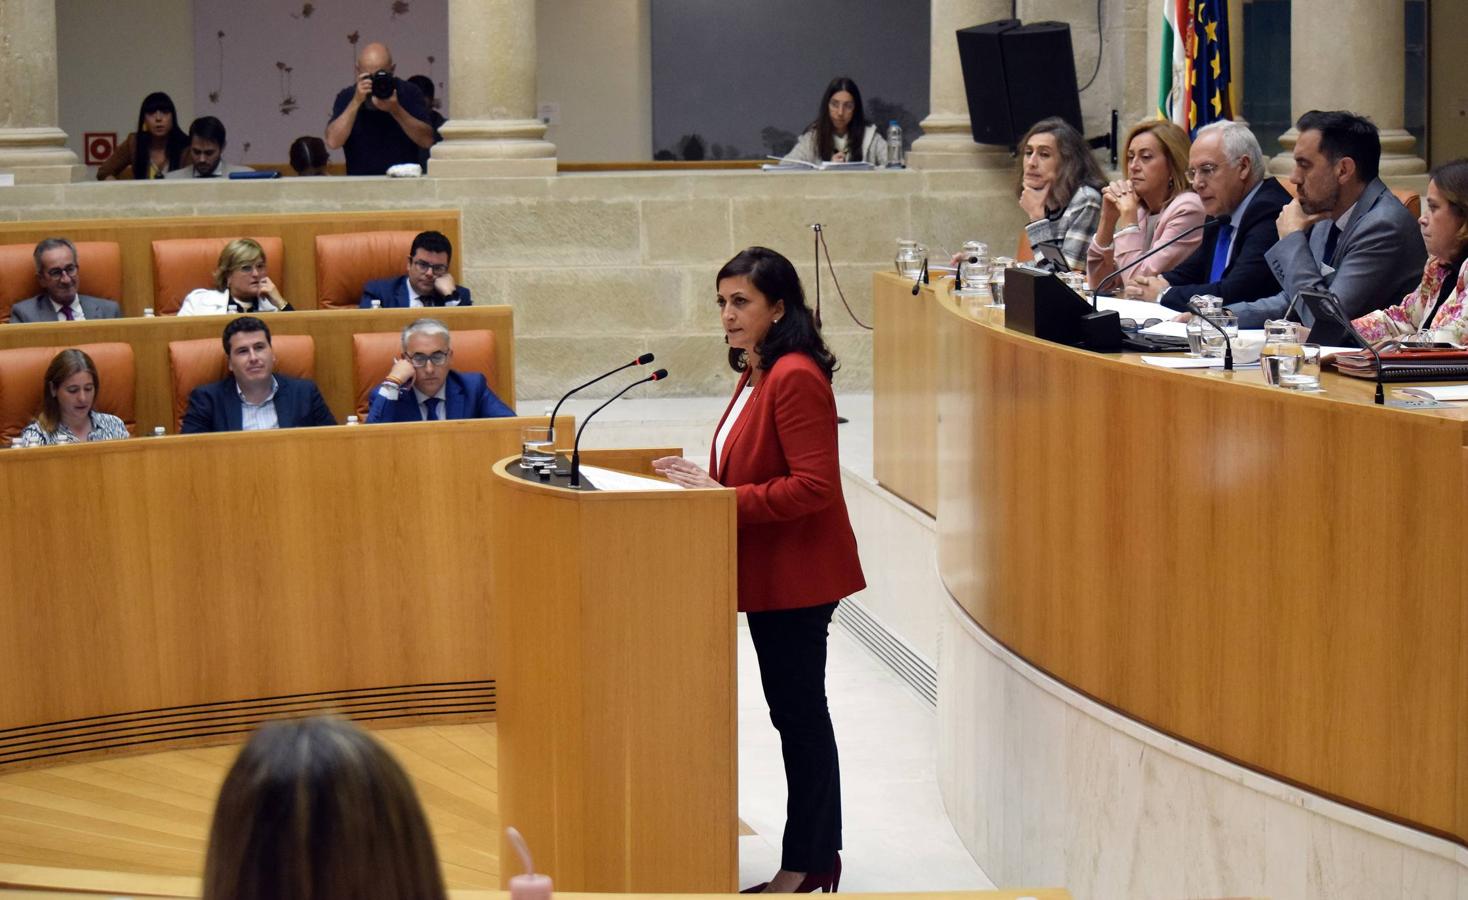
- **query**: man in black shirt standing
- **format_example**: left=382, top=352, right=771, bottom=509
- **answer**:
left=325, top=42, right=435, bottom=175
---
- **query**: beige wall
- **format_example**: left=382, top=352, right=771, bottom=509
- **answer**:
left=537, top=0, right=652, bottom=162
left=56, top=0, right=195, bottom=173
left=1429, top=0, right=1468, bottom=167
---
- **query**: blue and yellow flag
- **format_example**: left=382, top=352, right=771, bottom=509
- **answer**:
left=1186, top=0, right=1233, bottom=135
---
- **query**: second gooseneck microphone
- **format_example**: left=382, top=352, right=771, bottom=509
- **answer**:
left=546, top=353, right=654, bottom=441
left=569, top=369, right=670, bottom=488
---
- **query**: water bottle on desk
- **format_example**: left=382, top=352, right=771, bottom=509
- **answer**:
left=886, top=120, right=904, bottom=168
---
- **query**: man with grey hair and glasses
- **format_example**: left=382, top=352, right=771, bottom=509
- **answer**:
left=366, top=317, right=515, bottom=423
left=10, top=238, right=122, bottom=322
left=1126, top=120, right=1292, bottom=312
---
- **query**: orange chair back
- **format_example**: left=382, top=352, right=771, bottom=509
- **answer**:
left=0, top=242, right=123, bottom=323
left=0, top=342, right=136, bottom=446
left=1015, top=229, right=1033, bottom=263
left=315, top=231, right=419, bottom=310
left=351, top=329, right=499, bottom=418
left=151, top=236, right=286, bottom=317
left=167, top=334, right=315, bottom=432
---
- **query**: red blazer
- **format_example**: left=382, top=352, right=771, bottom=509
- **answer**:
left=711, top=352, right=865, bottom=613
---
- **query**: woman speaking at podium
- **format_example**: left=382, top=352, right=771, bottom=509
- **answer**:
left=655, top=247, right=865, bottom=893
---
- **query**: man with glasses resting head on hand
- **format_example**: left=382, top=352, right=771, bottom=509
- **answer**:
left=359, top=231, right=473, bottom=308
left=1125, top=120, right=1291, bottom=312
left=10, top=238, right=121, bottom=322
left=367, top=318, right=514, bottom=423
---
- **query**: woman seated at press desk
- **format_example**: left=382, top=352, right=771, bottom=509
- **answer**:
left=781, top=76, right=889, bottom=166
left=1015, top=117, right=1106, bottom=272
left=178, top=238, right=294, bottom=316
left=1353, top=158, right=1468, bottom=345
left=1086, top=119, right=1204, bottom=294
left=14, top=349, right=130, bottom=447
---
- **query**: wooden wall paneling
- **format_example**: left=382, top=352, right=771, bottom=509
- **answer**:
left=0, top=210, right=461, bottom=316
left=0, top=306, right=515, bottom=434
left=873, top=272, right=939, bottom=515
left=489, top=462, right=738, bottom=892
left=927, top=281, right=1468, bottom=845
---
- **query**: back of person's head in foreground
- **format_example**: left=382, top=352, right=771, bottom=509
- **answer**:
left=202, top=716, right=447, bottom=900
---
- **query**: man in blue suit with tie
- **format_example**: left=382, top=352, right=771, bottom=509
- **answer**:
left=181, top=316, right=336, bottom=433
left=366, top=318, right=515, bottom=423
left=359, top=230, right=473, bottom=309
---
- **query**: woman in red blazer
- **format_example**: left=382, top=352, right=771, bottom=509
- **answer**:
left=655, top=247, right=864, bottom=893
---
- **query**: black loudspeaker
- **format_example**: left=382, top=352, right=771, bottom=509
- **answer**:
left=957, top=19, right=1084, bottom=148
left=956, top=19, right=1020, bottom=146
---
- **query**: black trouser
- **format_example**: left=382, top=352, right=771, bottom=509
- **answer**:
left=746, top=600, right=842, bottom=873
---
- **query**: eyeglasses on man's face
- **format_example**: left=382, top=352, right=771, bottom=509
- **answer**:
left=43, top=263, right=79, bottom=280
left=1185, top=161, right=1237, bottom=183
left=410, top=257, right=449, bottom=277
left=409, top=351, right=450, bottom=368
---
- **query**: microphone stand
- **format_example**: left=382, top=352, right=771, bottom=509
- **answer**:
left=1187, top=298, right=1234, bottom=371
left=910, top=255, right=929, bottom=296
left=546, top=353, right=654, bottom=442
left=569, top=369, right=669, bottom=488
left=1091, top=218, right=1215, bottom=307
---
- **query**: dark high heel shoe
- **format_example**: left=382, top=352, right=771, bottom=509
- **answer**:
left=795, top=853, right=842, bottom=893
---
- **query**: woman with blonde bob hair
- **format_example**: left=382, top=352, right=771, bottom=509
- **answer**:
left=1087, top=119, right=1205, bottom=293
left=1015, top=117, right=1106, bottom=272
left=202, top=717, right=447, bottom=900
left=15, top=348, right=130, bottom=447
left=178, top=238, right=293, bottom=315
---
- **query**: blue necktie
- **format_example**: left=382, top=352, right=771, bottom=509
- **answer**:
left=423, top=397, right=441, bottom=421
left=1208, top=221, right=1235, bottom=283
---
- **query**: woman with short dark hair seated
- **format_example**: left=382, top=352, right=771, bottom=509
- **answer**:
left=14, top=349, right=129, bottom=447
left=202, top=717, right=448, bottom=900
left=782, top=76, right=888, bottom=167
left=178, top=239, right=294, bottom=315
left=1354, top=158, right=1468, bottom=345
left=96, top=91, right=189, bottom=180
left=1015, top=116, right=1105, bottom=272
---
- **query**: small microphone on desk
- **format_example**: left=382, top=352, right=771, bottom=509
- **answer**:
left=569, top=369, right=669, bottom=488
left=1092, top=217, right=1218, bottom=308
left=910, top=256, right=929, bottom=295
left=546, top=352, right=655, bottom=442
left=1302, top=289, right=1384, bottom=404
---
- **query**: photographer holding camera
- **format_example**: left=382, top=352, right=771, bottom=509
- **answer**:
left=325, top=42, right=435, bottom=175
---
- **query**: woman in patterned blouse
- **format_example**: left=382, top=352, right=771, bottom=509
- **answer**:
left=1016, top=117, right=1105, bottom=273
left=1354, top=159, right=1468, bottom=345
left=14, top=349, right=130, bottom=447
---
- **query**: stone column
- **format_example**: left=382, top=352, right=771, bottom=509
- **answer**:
left=906, top=0, right=1013, bottom=170
left=1269, top=0, right=1423, bottom=175
left=0, top=0, right=83, bottom=184
left=1227, top=0, right=1246, bottom=124
left=430, top=0, right=557, bottom=177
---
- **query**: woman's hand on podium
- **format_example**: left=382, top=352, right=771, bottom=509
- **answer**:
left=652, top=456, right=720, bottom=489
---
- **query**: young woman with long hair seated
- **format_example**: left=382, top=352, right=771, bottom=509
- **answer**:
left=14, top=349, right=129, bottom=447
left=96, top=92, right=189, bottom=180
left=782, top=76, right=888, bottom=167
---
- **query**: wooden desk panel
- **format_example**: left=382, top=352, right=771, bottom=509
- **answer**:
left=873, top=272, right=939, bottom=515
left=919, top=283, right=1468, bottom=845
left=0, top=211, right=461, bottom=317
left=0, top=306, right=515, bottom=433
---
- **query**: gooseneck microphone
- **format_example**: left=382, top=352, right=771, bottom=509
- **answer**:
left=1187, top=297, right=1234, bottom=371
left=910, top=256, right=929, bottom=296
left=547, top=353, right=654, bottom=441
left=1092, top=216, right=1219, bottom=308
left=569, top=369, right=669, bottom=488
left=1304, top=289, right=1384, bottom=404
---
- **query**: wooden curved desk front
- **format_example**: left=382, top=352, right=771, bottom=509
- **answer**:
left=0, top=421, right=738, bottom=892
left=874, top=272, right=1468, bottom=848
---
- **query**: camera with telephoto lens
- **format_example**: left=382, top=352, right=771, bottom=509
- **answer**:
left=370, top=69, right=394, bottom=100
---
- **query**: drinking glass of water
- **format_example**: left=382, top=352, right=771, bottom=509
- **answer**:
left=1278, top=343, right=1323, bottom=391
left=520, top=425, right=555, bottom=470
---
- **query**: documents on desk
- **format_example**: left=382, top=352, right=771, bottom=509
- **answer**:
left=1398, top=384, right=1468, bottom=402
left=1096, top=296, right=1175, bottom=323
left=577, top=464, right=683, bottom=491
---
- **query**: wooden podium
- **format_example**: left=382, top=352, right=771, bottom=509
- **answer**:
left=489, top=456, right=738, bottom=892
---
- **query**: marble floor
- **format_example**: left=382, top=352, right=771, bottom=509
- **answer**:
left=531, top=391, right=994, bottom=893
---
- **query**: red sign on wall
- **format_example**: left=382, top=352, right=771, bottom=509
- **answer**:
left=84, top=132, right=117, bottom=166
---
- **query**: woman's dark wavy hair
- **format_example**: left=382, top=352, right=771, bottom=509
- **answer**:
left=719, top=247, right=837, bottom=381
left=1015, top=116, right=1105, bottom=212
left=811, top=76, right=869, bottom=163
left=132, top=92, right=189, bottom=179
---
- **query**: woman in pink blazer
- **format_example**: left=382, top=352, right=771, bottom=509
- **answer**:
left=1087, top=119, right=1206, bottom=295
left=656, top=247, right=863, bottom=894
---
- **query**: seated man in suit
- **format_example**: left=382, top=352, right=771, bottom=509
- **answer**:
left=10, top=238, right=122, bottom=322
left=367, top=318, right=514, bottom=422
left=163, top=116, right=255, bottom=179
left=181, top=316, right=337, bottom=433
left=1227, top=110, right=1426, bottom=344
left=1127, top=120, right=1292, bottom=311
left=358, top=230, right=473, bottom=308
